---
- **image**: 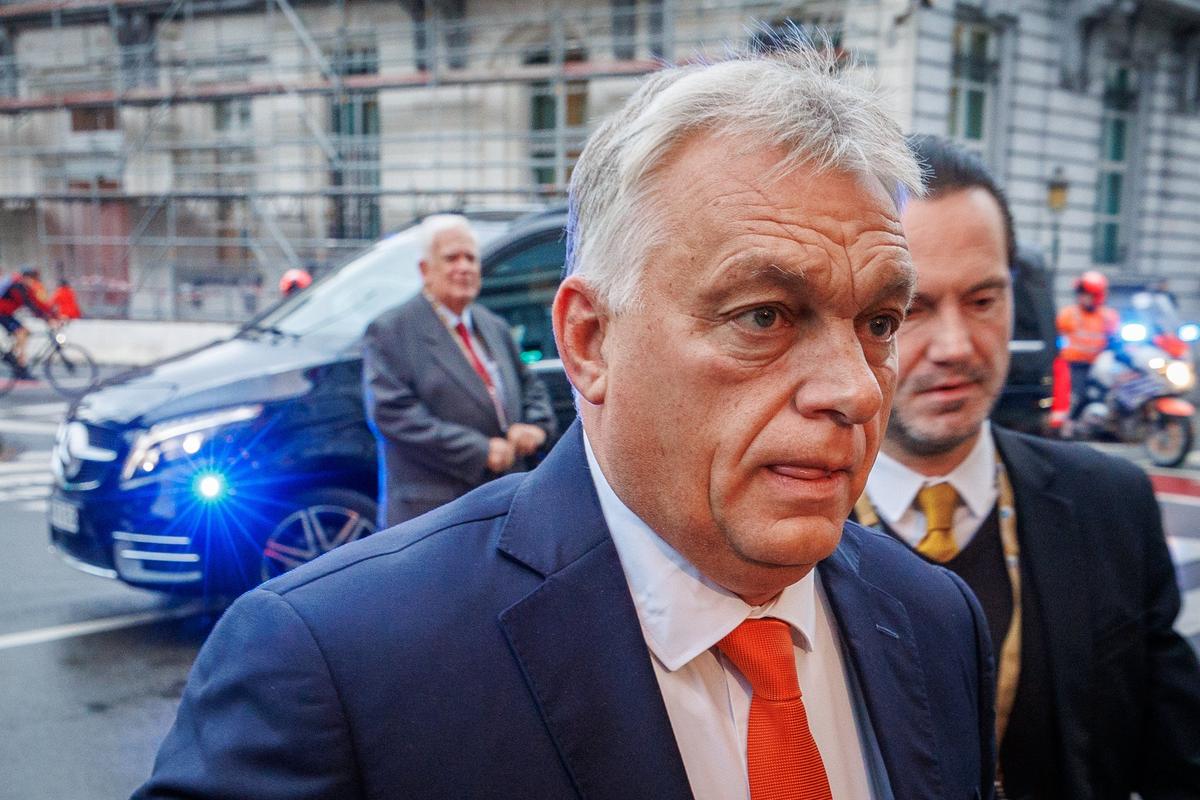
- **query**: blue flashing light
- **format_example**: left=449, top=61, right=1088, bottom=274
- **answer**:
left=1179, top=323, right=1200, bottom=343
left=194, top=472, right=228, bottom=502
left=1121, top=322, right=1148, bottom=343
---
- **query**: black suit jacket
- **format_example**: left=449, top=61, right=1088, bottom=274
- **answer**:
left=136, top=422, right=996, bottom=800
left=990, top=427, right=1200, bottom=799
left=363, top=293, right=555, bottom=526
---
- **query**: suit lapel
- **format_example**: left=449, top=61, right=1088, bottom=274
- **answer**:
left=820, top=525, right=944, bottom=800
left=993, top=428, right=1093, bottom=787
left=496, top=423, right=693, bottom=800
left=413, top=296, right=497, bottom=418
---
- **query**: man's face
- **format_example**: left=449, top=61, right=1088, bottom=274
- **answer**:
left=886, top=187, right=1012, bottom=466
left=421, top=226, right=480, bottom=315
left=1077, top=290, right=1097, bottom=311
left=580, top=136, right=913, bottom=602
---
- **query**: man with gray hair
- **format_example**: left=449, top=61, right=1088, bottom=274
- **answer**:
left=363, top=213, right=555, bottom=526
left=137, top=50, right=995, bottom=800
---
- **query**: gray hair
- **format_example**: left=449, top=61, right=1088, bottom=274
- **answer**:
left=564, top=46, right=924, bottom=312
left=419, top=213, right=476, bottom=261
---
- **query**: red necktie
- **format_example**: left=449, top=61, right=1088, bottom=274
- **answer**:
left=717, top=618, right=833, bottom=800
left=454, top=321, right=493, bottom=390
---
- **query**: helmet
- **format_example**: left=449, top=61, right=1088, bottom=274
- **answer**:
left=1074, top=270, right=1108, bottom=303
left=279, top=268, right=313, bottom=296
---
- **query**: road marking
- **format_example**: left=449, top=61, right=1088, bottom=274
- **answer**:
left=0, top=601, right=209, bottom=651
left=1168, top=535, right=1200, bottom=638
left=1150, top=472, right=1200, bottom=498
left=1170, top=536, right=1200, bottom=565
left=0, top=418, right=60, bottom=434
left=0, top=485, right=50, bottom=501
left=0, top=460, right=49, bottom=473
left=1179, top=589, right=1200, bottom=638
left=0, top=473, right=51, bottom=486
left=1158, top=492, right=1200, bottom=508
left=8, top=401, right=66, bottom=417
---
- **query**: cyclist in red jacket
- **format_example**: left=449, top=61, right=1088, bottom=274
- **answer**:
left=50, top=279, right=82, bottom=319
left=0, top=269, right=58, bottom=376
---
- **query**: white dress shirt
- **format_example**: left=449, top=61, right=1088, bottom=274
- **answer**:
left=582, top=433, right=881, bottom=800
left=866, top=421, right=998, bottom=550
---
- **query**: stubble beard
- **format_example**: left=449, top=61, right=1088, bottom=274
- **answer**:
left=885, top=405, right=980, bottom=459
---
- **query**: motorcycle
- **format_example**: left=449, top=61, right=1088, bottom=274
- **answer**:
left=1075, top=333, right=1196, bottom=468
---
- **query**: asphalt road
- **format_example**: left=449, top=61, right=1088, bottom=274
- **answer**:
left=1, top=381, right=1198, bottom=799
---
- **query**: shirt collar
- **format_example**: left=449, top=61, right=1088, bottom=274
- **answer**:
left=582, top=431, right=818, bottom=672
left=425, top=291, right=473, bottom=330
left=867, top=421, right=996, bottom=523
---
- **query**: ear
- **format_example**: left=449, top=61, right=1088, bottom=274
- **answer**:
left=552, top=275, right=609, bottom=405
left=418, top=259, right=430, bottom=281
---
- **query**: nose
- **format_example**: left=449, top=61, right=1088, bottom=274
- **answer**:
left=793, top=326, right=883, bottom=426
left=925, top=305, right=973, bottom=364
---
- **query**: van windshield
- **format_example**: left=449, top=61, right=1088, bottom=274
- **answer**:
left=250, top=219, right=511, bottom=341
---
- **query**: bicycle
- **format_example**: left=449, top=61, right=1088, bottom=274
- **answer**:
left=0, top=321, right=98, bottom=398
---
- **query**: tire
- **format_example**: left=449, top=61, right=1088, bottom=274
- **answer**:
left=43, top=342, right=98, bottom=397
left=0, top=351, right=17, bottom=397
left=1144, top=413, right=1194, bottom=469
left=260, top=487, right=378, bottom=582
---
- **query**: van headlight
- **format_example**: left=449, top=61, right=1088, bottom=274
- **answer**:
left=121, top=405, right=263, bottom=481
left=1165, top=361, right=1195, bottom=391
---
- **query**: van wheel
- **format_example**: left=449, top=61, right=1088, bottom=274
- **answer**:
left=260, top=488, right=378, bottom=581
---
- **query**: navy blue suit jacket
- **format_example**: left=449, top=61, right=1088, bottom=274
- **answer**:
left=136, top=422, right=995, bottom=799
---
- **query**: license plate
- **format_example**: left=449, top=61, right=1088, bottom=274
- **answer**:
left=1113, top=375, right=1160, bottom=411
left=50, top=498, right=79, bottom=534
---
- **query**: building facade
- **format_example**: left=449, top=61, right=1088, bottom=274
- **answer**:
left=0, top=0, right=1193, bottom=320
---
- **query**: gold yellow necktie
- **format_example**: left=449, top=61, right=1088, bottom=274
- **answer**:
left=915, top=482, right=960, bottom=562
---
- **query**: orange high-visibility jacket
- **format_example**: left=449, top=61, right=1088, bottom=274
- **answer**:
left=1056, top=304, right=1119, bottom=364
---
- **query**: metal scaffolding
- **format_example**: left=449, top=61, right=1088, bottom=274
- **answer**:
left=0, top=0, right=878, bottom=319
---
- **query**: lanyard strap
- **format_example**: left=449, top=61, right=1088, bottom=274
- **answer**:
left=854, top=455, right=1022, bottom=747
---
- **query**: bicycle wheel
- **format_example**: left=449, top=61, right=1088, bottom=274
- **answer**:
left=0, top=351, right=18, bottom=397
left=44, top=342, right=98, bottom=397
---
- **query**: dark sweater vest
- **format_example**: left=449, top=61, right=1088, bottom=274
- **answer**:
left=870, top=509, right=1063, bottom=799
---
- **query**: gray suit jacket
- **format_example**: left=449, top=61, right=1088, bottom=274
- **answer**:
left=363, top=293, right=555, bottom=526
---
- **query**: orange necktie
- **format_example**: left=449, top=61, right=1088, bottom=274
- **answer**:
left=718, top=618, right=833, bottom=800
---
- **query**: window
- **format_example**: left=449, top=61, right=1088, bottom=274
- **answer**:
left=612, top=0, right=636, bottom=60
left=71, top=107, right=117, bottom=132
left=527, top=48, right=587, bottom=191
left=214, top=98, right=252, bottom=132
left=1093, top=64, right=1136, bottom=264
left=329, top=46, right=381, bottom=242
left=947, top=22, right=995, bottom=156
left=478, top=233, right=566, bottom=361
left=749, top=14, right=844, bottom=55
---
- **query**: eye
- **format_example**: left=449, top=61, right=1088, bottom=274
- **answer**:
left=971, top=295, right=997, bottom=311
left=735, top=306, right=788, bottom=331
left=866, top=314, right=901, bottom=340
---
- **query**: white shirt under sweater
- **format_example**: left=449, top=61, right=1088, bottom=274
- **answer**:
left=582, top=433, right=882, bottom=800
left=865, top=421, right=998, bottom=550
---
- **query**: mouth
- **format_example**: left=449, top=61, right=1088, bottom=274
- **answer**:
left=765, top=459, right=855, bottom=489
left=768, top=463, right=842, bottom=479
left=916, top=377, right=981, bottom=401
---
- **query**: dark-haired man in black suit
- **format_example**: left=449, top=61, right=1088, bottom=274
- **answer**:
left=858, top=134, right=1200, bottom=799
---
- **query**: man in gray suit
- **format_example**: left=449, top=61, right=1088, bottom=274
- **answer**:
left=363, top=214, right=556, bottom=527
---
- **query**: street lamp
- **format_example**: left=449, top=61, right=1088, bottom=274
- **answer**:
left=1046, top=166, right=1069, bottom=271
